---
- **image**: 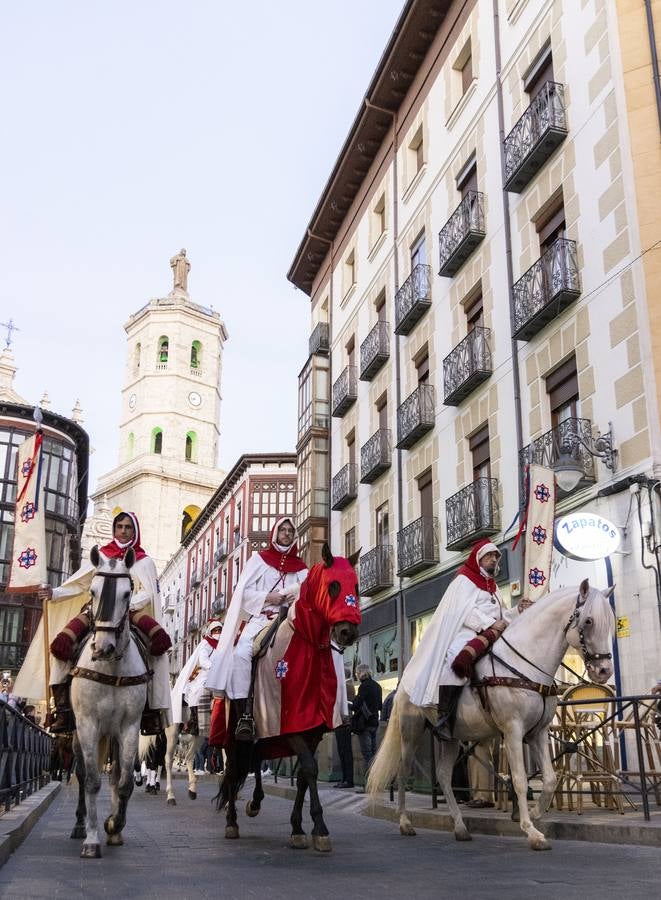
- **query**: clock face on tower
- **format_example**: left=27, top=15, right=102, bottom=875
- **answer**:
left=128, top=393, right=137, bottom=411
left=188, top=391, right=202, bottom=409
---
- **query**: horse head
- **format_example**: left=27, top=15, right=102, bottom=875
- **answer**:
left=296, top=543, right=361, bottom=648
left=88, top=545, right=136, bottom=661
left=565, top=579, right=615, bottom=684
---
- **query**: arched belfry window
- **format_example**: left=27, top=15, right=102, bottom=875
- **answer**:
left=158, top=336, right=169, bottom=365
left=151, top=427, right=163, bottom=454
left=190, top=340, right=202, bottom=370
left=185, top=431, right=197, bottom=462
left=181, top=504, right=201, bottom=540
left=134, top=342, right=141, bottom=374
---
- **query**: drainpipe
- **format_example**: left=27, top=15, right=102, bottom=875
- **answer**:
left=493, top=0, right=525, bottom=513
left=307, top=229, right=333, bottom=555
left=365, top=98, right=407, bottom=673
left=644, top=0, right=661, bottom=138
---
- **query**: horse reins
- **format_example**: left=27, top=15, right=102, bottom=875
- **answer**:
left=89, top=571, right=135, bottom=654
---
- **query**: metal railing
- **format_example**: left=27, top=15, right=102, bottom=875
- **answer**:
left=331, top=463, right=358, bottom=511
left=520, top=417, right=596, bottom=496
left=331, top=365, right=358, bottom=417
left=359, top=545, right=394, bottom=596
left=394, top=264, right=432, bottom=335
left=360, top=320, right=390, bottom=381
left=438, top=191, right=486, bottom=277
left=397, top=516, right=439, bottom=576
left=445, top=478, right=500, bottom=551
left=0, top=701, right=52, bottom=816
left=309, top=322, right=329, bottom=357
left=443, top=326, right=492, bottom=406
left=504, top=81, right=568, bottom=192
left=512, top=238, right=581, bottom=340
left=360, top=428, right=391, bottom=484
left=396, top=383, right=435, bottom=449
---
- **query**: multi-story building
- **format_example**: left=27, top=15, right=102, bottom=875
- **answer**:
left=289, top=0, right=661, bottom=698
left=85, top=250, right=228, bottom=571
left=0, top=346, right=89, bottom=676
left=160, top=453, right=297, bottom=674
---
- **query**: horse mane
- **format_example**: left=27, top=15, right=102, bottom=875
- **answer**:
left=505, top=582, right=613, bottom=637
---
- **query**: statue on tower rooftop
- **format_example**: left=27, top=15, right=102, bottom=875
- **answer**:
left=170, top=248, right=190, bottom=294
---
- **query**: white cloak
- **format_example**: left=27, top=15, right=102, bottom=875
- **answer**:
left=399, top=573, right=519, bottom=707
left=171, top=637, right=217, bottom=723
left=205, top=553, right=308, bottom=698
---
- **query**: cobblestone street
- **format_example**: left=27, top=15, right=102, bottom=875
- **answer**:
left=1, top=777, right=659, bottom=900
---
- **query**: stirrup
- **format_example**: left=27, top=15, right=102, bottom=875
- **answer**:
left=235, top=714, right=256, bottom=742
left=430, top=716, right=453, bottom=743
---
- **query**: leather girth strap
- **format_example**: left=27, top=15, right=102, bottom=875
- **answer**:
left=70, top=665, right=153, bottom=687
left=473, top=676, right=559, bottom=697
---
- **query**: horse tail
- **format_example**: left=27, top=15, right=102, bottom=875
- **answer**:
left=138, top=733, right=156, bottom=762
left=97, top=735, right=111, bottom=771
left=366, top=690, right=404, bottom=796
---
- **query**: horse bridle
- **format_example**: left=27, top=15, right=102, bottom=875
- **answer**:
left=562, top=591, right=612, bottom=664
left=89, top=571, right=134, bottom=651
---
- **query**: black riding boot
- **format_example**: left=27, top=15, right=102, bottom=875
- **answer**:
left=48, top=683, right=75, bottom=734
left=431, top=685, right=463, bottom=742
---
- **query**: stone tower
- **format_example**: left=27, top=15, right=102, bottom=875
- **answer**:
left=89, top=251, right=228, bottom=571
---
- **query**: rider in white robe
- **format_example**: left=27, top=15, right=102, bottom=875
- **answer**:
left=171, top=620, right=222, bottom=725
left=206, top=517, right=308, bottom=700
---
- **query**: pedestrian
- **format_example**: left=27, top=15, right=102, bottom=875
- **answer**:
left=334, top=666, right=355, bottom=788
left=352, top=663, right=382, bottom=790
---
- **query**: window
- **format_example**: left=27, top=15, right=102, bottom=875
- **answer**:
left=537, top=198, right=566, bottom=254
left=547, top=356, right=579, bottom=427
left=470, top=425, right=491, bottom=481
left=415, top=346, right=430, bottom=384
left=376, top=291, right=387, bottom=324
left=372, top=192, right=386, bottom=241
left=525, top=44, right=554, bottom=100
left=465, top=291, right=484, bottom=331
left=346, top=335, right=356, bottom=370
left=250, top=481, right=296, bottom=534
left=408, top=125, right=424, bottom=180
left=344, top=249, right=356, bottom=296
left=151, top=427, right=163, bottom=454
left=418, top=469, right=433, bottom=520
left=190, top=340, right=202, bottom=369
left=456, top=153, right=478, bottom=199
left=347, top=430, right=356, bottom=469
left=345, top=527, right=356, bottom=558
left=134, top=342, right=141, bottom=374
left=461, top=44, right=473, bottom=94
left=185, top=431, right=197, bottom=462
left=377, top=393, right=388, bottom=431
left=376, top=502, right=389, bottom=546
left=452, top=38, right=474, bottom=106
left=157, top=336, right=169, bottom=365
left=410, top=232, right=426, bottom=270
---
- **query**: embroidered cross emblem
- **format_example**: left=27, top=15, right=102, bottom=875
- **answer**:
left=275, top=659, right=289, bottom=679
left=532, top=524, right=547, bottom=545
left=21, top=459, right=33, bottom=477
left=18, top=547, right=38, bottom=569
left=20, top=501, right=36, bottom=523
left=344, top=594, right=357, bottom=608
left=534, top=483, right=551, bottom=503
left=528, top=567, right=546, bottom=588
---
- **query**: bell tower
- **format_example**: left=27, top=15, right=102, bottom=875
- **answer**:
left=88, top=251, right=228, bottom=571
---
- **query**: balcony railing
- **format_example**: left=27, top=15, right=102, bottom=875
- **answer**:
left=0, top=703, right=52, bottom=816
left=309, top=322, right=329, bottom=357
left=360, top=428, right=392, bottom=484
left=214, top=543, right=227, bottom=565
left=360, top=321, right=390, bottom=381
left=394, top=264, right=432, bottom=335
left=360, top=545, right=394, bottom=596
left=331, top=463, right=358, bottom=511
left=512, top=238, right=581, bottom=340
left=396, top=383, right=435, bottom=449
left=520, top=417, right=596, bottom=497
left=211, top=596, right=225, bottom=616
left=188, top=617, right=199, bottom=634
left=438, top=191, right=486, bottom=277
left=504, top=82, right=568, bottom=192
left=190, top=569, right=200, bottom=588
left=203, top=561, right=209, bottom=577
left=331, top=365, right=358, bottom=417
left=446, top=478, right=501, bottom=551
left=397, top=516, right=440, bottom=577
left=443, top=326, right=492, bottom=406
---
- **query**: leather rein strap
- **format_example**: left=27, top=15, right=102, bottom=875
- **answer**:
left=70, top=665, right=152, bottom=687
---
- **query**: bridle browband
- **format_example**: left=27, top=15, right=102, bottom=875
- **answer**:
left=562, top=591, right=612, bottom=664
left=89, top=570, right=134, bottom=653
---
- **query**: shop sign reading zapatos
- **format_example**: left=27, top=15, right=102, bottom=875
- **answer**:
left=555, top=512, right=621, bottom=561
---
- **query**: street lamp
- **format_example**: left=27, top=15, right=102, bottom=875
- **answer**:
left=553, top=421, right=618, bottom=492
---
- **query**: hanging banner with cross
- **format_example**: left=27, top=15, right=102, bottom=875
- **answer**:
left=513, top=464, right=556, bottom=604
left=7, top=429, right=48, bottom=590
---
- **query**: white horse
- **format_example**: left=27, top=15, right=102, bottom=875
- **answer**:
left=367, top=580, right=614, bottom=851
left=70, top=545, right=149, bottom=858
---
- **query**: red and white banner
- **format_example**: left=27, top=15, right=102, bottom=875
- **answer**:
left=8, top=430, right=48, bottom=590
left=521, top=464, right=556, bottom=603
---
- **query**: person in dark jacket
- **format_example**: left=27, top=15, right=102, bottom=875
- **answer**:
left=334, top=666, right=355, bottom=788
left=352, top=664, right=382, bottom=773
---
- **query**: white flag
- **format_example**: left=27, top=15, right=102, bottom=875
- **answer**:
left=8, top=430, right=48, bottom=590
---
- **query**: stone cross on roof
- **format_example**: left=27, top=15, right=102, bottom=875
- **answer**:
left=0, top=318, right=19, bottom=349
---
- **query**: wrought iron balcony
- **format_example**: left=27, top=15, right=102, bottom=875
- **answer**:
left=190, top=569, right=200, bottom=588
left=394, top=264, right=432, bottom=335
left=309, top=322, right=329, bottom=357
left=215, top=543, right=227, bottom=565
left=443, top=326, right=492, bottom=406
left=203, top=561, right=209, bottom=577
left=360, top=320, right=390, bottom=381
left=504, top=82, right=568, bottom=192
left=211, top=596, right=225, bottom=616
left=446, top=478, right=500, bottom=551
left=360, top=428, right=391, bottom=484
left=512, top=238, right=581, bottom=340
left=519, top=417, right=596, bottom=497
left=397, top=516, right=439, bottom=577
left=188, top=617, right=199, bottom=634
left=360, top=545, right=394, bottom=596
left=396, top=383, right=435, bottom=449
left=331, top=365, right=357, bottom=417
left=331, top=462, right=358, bottom=511
left=438, top=191, right=486, bottom=277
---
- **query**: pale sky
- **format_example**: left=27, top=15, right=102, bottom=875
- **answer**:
left=1, top=0, right=404, bottom=496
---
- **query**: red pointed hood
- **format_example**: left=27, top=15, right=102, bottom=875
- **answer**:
left=458, top=538, right=500, bottom=594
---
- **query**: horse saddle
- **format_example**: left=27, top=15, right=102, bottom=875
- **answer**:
left=251, top=611, right=285, bottom=658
